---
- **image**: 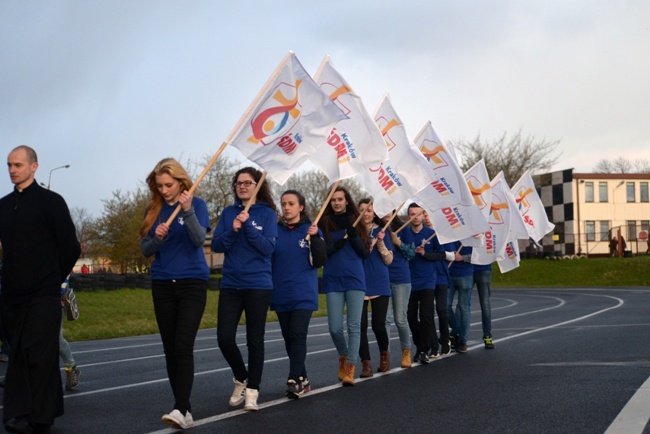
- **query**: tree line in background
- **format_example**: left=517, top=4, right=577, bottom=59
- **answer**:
left=71, top=130, right=646, bottom=272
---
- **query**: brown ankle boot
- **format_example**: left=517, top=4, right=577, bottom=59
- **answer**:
left=342, top=363, right=356, bottom=386
left=401, top=349, right=412, bottom=368
left=360, top=360, right=373, bottom=378
left=378, top=350, right=390, bottom=372
left=337, top=356, right=348, bottom=381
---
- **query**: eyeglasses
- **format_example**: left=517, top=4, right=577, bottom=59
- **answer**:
left=234, top=180, right=257, bottom=188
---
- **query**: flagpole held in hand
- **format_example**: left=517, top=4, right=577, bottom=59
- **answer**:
left=448, top=244, right=463, bottom=268
left=243, top=171, right=268, bottom=213
left=164, top=141, right=229, bottom=226
left=306, top=180, right=340, bottom=241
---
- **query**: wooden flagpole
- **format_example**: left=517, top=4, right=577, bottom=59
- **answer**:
left=163, top=51, right=293, bottom=227
left=305, top=180, right=340, bottom=241
left=448, top=243, right=464, bottom=268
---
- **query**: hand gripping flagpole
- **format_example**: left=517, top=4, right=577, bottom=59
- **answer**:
left=165, top=52, right=293, bottom=227
left=306, top=180, right=340, bottom=241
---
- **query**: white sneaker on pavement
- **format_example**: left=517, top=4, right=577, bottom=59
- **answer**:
left=162, top=409, right=189, bottom=430
left=229, top=377, right=247, bottom=406
left=244, top=388, right=259, bottom=411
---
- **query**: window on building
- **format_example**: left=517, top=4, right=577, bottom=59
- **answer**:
left=585, top=182, right=594, bottom=203
left=586, top=221, right=595, bottom=242
left=642, top=220, right=649, bottom=233
left=598, top=182, right=608, bottom=202
left=641, top=182, right=649, bottom=203
left=599, top=221, right=610, bottom=241
left=627, top=220, right=636, bottom=241
left=626, top=182, right=635, bottom=202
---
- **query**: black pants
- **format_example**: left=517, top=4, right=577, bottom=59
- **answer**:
left=359, top=296, right=390, bottom=361
left=407, top=289, right=435, bottom=354
left=217, top=289, right=271, bottom=390
left=152, top=279, right=207, bottom=414
left=277, top=309, right=312, bottom=381
left=431, top=284, right=450, bottom=350
left=2, top=295, right=63, bottom=427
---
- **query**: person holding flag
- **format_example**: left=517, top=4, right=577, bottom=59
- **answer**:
left=447, top=242, right=474, bottom=354
left=140, top=158, right=211, bottom=430
left=271, top=190, right=327, bottom=399
left=212, top=167, right=278, bottom=411
left=357, top=199, right=393, bottom=377
left=406, top=203, right=460, bottom=364
left=318, top=186, right=370, bottom=386
left=381, top=213, right=416, bottom=368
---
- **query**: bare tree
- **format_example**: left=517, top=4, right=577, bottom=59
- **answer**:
left=70, top=206, right=94, bottom=258
left=455, top=129, right=561, bottom=186
left=594, top=157, right=650, bottom=174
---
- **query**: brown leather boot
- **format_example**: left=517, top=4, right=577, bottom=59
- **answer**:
left=401, top=349, right=412, bottom=368
left=337, top=356, right=348, bottom=381
left=342, top=363, right=356, bottom=386
left=360, top=360, right=373, bottom=378
left=378, top=350, right=390, bottom=372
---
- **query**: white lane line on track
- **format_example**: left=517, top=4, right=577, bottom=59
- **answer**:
left=144, top=293, right=625, bottom=434
left=604, top=374, right=650, bottom=434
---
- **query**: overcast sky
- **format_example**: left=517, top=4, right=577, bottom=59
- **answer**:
left=1, top=1, right=649, bottom=217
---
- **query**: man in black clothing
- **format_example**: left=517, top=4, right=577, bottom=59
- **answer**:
left=0, top=146, right=80, bottom=433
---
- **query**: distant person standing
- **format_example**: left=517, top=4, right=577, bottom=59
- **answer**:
left=140, top=158, right=211, bottom=429
left=0, top=146, right=81, bottom=433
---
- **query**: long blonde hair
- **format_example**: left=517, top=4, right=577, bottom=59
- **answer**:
left=139, top=158, right=193, bottom=238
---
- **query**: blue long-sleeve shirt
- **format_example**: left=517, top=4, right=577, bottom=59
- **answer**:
left=212, top=200, right=277, bottom=290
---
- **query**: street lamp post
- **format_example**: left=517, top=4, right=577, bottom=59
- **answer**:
left=47, top=164, right=70, bottom=190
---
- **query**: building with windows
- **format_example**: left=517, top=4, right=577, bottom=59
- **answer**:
left=533, top=169, right=650, bottom=257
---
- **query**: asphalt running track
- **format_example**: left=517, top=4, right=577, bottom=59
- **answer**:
left=1, top=287, right=649, bottom=434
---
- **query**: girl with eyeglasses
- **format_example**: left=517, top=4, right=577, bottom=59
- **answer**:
left=211, top=167, right=278, bottom=411
left=140, top=158, right=211, bottom=430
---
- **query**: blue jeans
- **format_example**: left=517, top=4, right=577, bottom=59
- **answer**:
left=217, top=288, right=271, bottom=390
left=390, top=282, right=412, bottom=350
left=448, top=275, right=473, bottom=343
left=474, top=269, right=492, bottom=338
left=59, top=308, right=75, bottom=369
left=153, top=279, right=207, bottom=413
left=277, top=309, right=312, bottom=381
left=326, top=290, right=364, bottom=364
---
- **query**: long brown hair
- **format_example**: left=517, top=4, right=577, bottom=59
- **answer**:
left=139, top=158, right=193, bottom=238
left=317, top=186, right=370, bottom=246
left=231, top=167, right=278, bottom=213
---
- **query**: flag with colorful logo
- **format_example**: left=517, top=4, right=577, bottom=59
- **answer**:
left=413, top=122, right=490, bottom=244
left=459, top=159, right=492, bottom=247
left=511, top=170, right=555, bottom=243
left=497, top=233, right=521, bottom=273
left=472, top=172, right=512, bottom=265
left=358, top=93, right=434, bottom=218
left=311, top=56, right=387, bottom=186
left=228, top=51, right=347, bottom=185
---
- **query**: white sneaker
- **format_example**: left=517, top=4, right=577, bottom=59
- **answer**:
left=244, top=388, right=259, bottom=411
left=229, top=378, right=247, bottom=406
left=184, top=411, right=194, bottom=428
left=162, top=409, right=188, bottom=429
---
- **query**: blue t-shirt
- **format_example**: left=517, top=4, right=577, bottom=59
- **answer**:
left=150, top=197, right=211, bottom=281
left=322, top=229, right=366, bottom=293
left=363, top=226, right=392, bottom=297
left=271, top=221, right=322, bottom=312
left=212, top=200, right=277, bottom=290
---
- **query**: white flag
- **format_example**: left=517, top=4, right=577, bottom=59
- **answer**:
left=228, top=52, right=347, bottom=185
left=413, top=122, right=489, bottom=244
left=359, top=93, right=434, bottom=218
left=312, top=56, right=387, bottom=186
left=511, top=170, right=555, bottom=243
left=460, top=160, right=492, bottom=247
left=497, top=234, right=521, bottom=273
left=472, top=172, right=512, bottom=265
